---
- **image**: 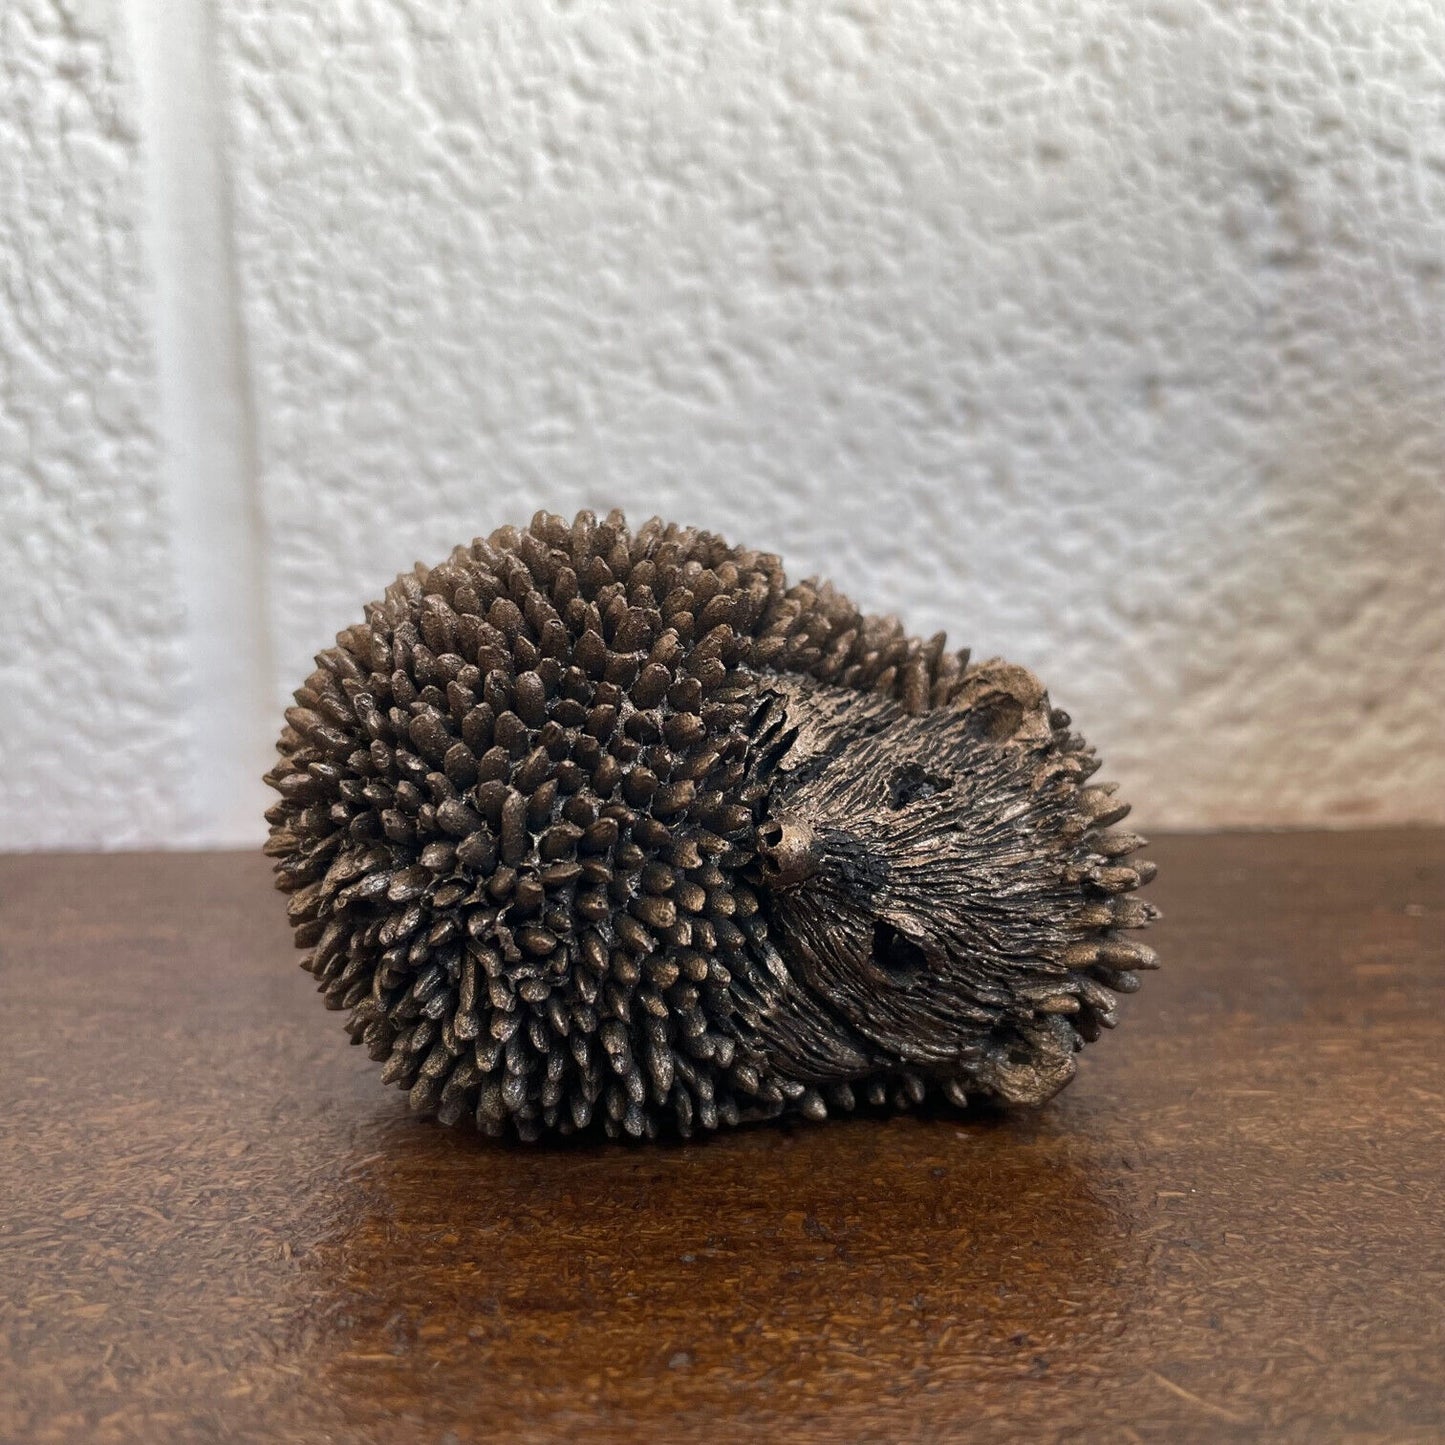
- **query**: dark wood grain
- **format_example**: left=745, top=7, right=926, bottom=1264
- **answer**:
left=1, top=831, right=1441, bottom=1443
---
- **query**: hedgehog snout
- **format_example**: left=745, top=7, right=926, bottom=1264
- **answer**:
left=756, top=814, right=820, bottom=890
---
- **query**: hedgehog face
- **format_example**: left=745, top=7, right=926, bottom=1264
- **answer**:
left=745, top=671, right=1152, bottom=1108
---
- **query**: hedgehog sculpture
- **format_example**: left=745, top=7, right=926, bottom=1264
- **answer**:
left=265, top=511, right=1158, bottom=1140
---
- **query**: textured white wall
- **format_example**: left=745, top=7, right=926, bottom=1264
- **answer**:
left=0, top=0, right=192, bottom=847
left=2, top=1, right=1443, bottom=849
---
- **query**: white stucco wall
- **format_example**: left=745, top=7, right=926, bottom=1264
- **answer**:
left=2, top=1, right=1443, bottom=848
left=0, top=0, right=192, bottom=848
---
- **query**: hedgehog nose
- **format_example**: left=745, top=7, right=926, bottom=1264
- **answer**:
left=756, top=814, right=819, bottom=890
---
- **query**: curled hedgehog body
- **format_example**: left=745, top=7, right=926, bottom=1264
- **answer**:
left=265, top=511, right=1158, bottom=1140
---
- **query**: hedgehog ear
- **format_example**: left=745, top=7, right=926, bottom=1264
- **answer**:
left=948, top=660, right=1054, bottom=747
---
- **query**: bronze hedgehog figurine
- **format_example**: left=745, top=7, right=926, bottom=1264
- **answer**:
left=265, top=510, right=1158, bottom=1140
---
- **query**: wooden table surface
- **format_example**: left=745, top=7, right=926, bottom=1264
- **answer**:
left=1, top=831, right=1441, bottom=1443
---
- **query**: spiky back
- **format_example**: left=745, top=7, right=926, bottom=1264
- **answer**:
left=264, top=510, right=983, bottom=1139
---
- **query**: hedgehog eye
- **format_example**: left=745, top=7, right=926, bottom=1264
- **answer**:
left=888, top=762, right=952, bottom=809
left=872, top=920, right=928, bottom=982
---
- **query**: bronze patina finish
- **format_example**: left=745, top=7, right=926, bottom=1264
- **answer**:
left=264, top=511, right=1157, bottom=1139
